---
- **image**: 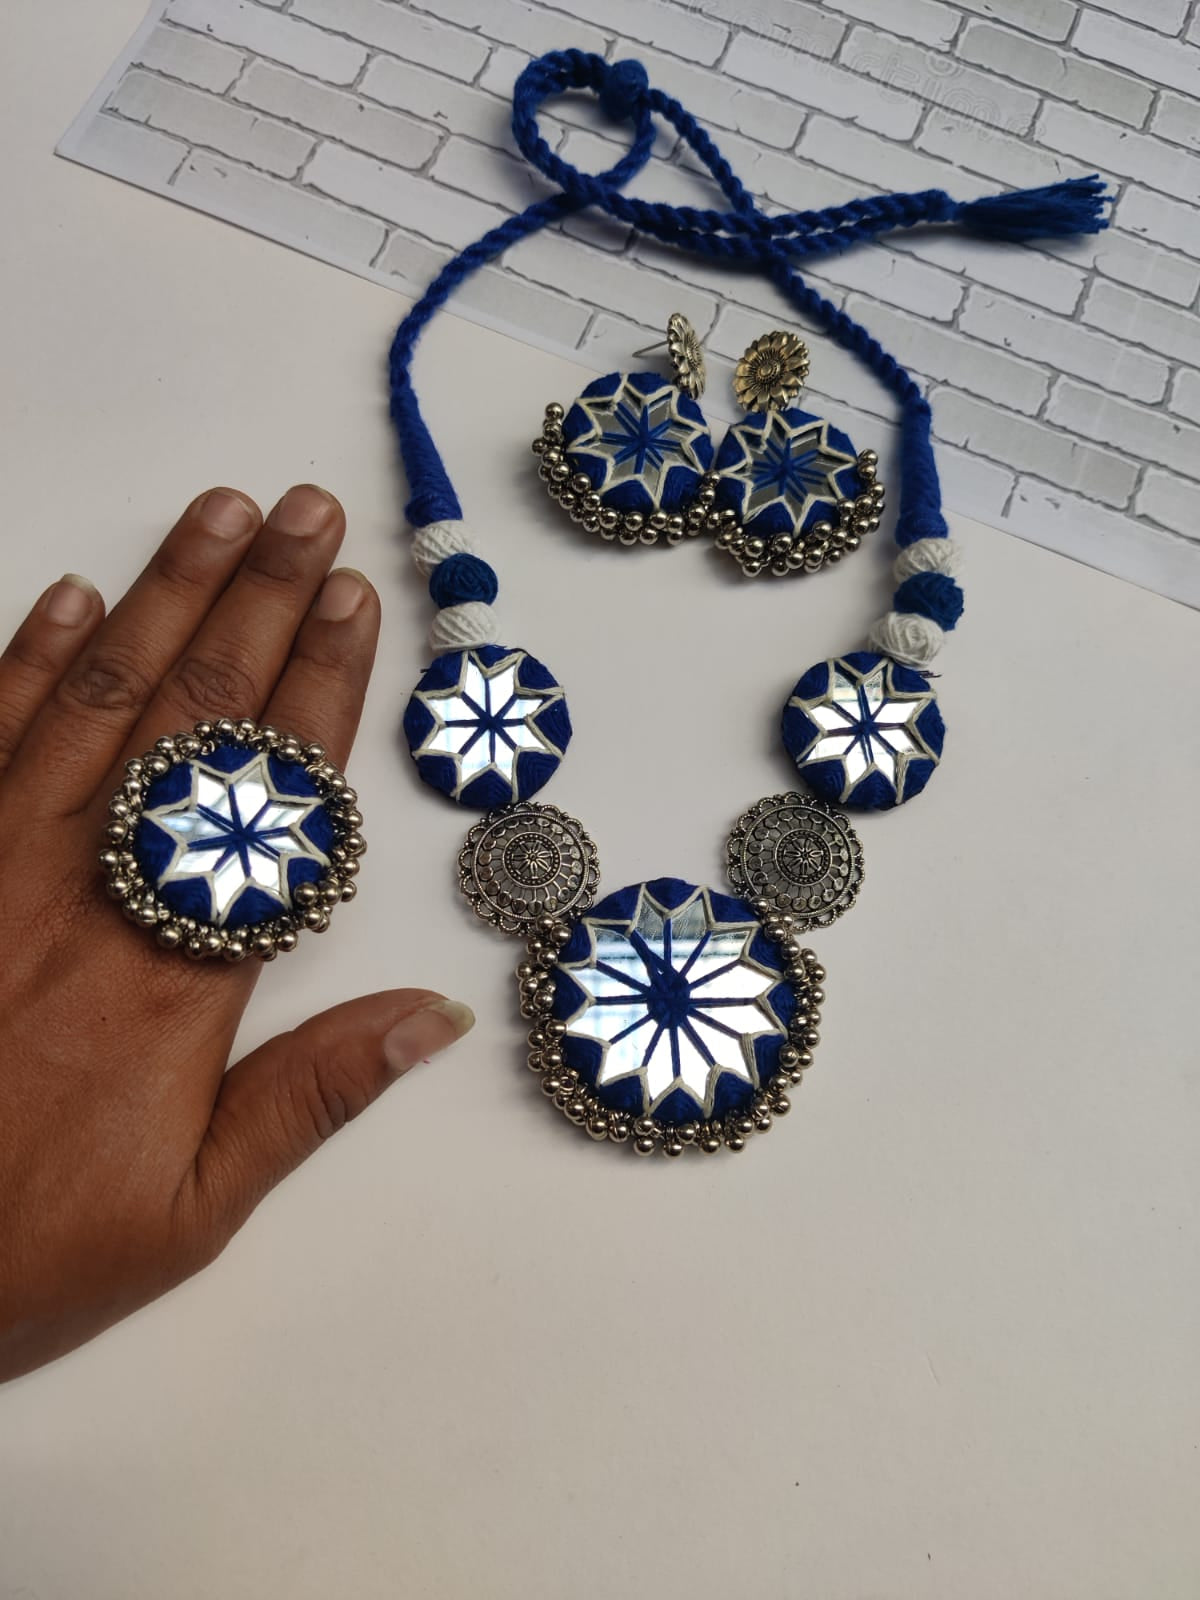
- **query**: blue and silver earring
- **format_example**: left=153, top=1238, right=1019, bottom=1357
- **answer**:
left=534, top=313, right=715, bottom=546
left=100, top=717, right=364, bottom=958
left=712, top=331, right=885, bottom=578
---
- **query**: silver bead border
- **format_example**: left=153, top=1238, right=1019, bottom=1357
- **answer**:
left=99, top=716, right=366, bottom=961
left=713, top=449, right=886, bottom=578
left=458, top=801, right=601, bottom=936
left=726, top=792, right=864, bottom=932
left=515, top=910, right=826, bottom=1158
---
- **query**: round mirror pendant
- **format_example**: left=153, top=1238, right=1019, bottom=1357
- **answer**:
left=403, top=645, right=572, bottom=809
left=527, top=878, right=824, bottom=1156
left=782, top=651, right=944, bottom=809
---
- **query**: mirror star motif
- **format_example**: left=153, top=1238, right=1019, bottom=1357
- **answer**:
left=722, top=411, right=856, bottom=528
left=790, top=657, right=938, bottom=798
left=142, top=751, right=328, bottom=924
left=570, top=376, right=709, bottom=496
left=413, top=651, right=561, bottom=802
left=559, top=885, right=787, bottom=1119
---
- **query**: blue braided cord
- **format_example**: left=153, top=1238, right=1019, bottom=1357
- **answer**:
left=391, top=47, right=1111, bottom=617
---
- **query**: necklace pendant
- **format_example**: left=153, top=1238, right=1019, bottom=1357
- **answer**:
left=523, top=878, right=821, bottom=1157
left=783, top=651, right=945, bottom=809
left=727, top=793, right=863, bottom=928
left=403, top=644, right=572, bottom=809
left=459, top=802, right=600, bottom=934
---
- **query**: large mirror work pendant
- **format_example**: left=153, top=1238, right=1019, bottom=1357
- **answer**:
left=456, top=801, right=850, bottom=1157
left=522, top=879, right=823, bottom=1158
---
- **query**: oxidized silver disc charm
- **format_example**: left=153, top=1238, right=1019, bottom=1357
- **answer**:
left=100, top=718, right=364, bottom=960
left=459, top=802, right=600, bottom=934
left=726, top=793, right=863, bottom=929
left=521, top=878, right=825, bottom=1157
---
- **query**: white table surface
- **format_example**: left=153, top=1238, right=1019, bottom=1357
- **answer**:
left=2, top=6, right=1198, bottom=1598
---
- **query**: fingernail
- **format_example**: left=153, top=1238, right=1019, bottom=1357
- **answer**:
left=383, top=999, right=475, bottom=1076
left=270, top=484, right=337, bottom=537
left=315, top=568, right=367, bottom=622
left=44, top=573, right=99, bottom=627
left=199, top=489, right=256, bottom=540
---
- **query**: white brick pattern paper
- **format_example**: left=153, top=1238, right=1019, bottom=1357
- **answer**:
left=60, top=0, right=1200, bottom=605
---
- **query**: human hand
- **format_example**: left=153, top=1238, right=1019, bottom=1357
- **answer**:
left=0, top=485, right=474, bottom=1382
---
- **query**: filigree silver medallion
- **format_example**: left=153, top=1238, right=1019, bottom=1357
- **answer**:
left=459, top=802, right=600, bottom=934
left=726, top=792, right=863, bottom=929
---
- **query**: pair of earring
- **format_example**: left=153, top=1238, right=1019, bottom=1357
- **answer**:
left=533, top=315, right=884, bottom=578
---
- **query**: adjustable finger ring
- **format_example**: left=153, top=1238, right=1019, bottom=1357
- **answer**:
left=100, top=717, right=365, bottom=960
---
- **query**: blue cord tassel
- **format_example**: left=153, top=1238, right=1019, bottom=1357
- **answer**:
left=953, top=175, right=1111, bottom=242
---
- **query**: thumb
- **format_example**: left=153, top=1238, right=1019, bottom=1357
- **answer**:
left=194, top=989, right=475, bottom=1238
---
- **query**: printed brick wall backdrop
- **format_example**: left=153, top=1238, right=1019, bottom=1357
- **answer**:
left=60, top=0, right=1200, bottom=606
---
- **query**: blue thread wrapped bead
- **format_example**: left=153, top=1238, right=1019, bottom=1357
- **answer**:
left=893, top=570, right=964, bottom=630
left=402, top=644, right=571, bottom=808
left=781, top=650, right=944, bottom=810
left=600, top=58, right=649, bottom=120
left=428, top=551, right=499, bottom=609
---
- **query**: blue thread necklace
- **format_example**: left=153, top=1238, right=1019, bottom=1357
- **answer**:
left=390, top=49, right=1110, bottom=1158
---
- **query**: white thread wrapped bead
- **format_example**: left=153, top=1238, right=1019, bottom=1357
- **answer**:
left=429, top=601, right=501, bottom=652
left=867, top=610, right=945, bottom=669
left=893, top=536, right=961, bottom=582
left=412, top=520, right=474, bottom=576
